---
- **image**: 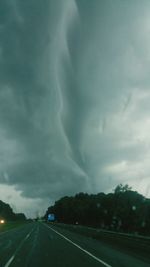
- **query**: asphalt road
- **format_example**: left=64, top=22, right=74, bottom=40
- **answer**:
left=0, top=222, right=149, bottom=267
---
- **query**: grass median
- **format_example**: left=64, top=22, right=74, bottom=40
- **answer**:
left=0, top=221, right=30, bottom=233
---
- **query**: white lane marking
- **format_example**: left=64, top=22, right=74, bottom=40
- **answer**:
left=45, top=225, right=112, bottom=267
left=4, top=228, right=34, bottom=267
left=25, top=233, right=31, bottom=240
left=4, top=255, right=15, bottom=267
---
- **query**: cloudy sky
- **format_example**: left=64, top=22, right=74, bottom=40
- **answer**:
left=0, top=0, right=150, bottom=217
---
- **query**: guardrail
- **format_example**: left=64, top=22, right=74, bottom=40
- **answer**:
left=51, top=222, right=150, bottom=260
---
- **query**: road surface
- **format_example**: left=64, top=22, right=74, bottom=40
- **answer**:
left=0, top=222, right=149, bottom=267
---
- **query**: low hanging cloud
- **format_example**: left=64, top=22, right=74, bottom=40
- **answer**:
left=0, top=0, right=150, bottom=217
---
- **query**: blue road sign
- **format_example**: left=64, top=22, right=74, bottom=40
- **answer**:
left=48, top=213, right=55, bottom=221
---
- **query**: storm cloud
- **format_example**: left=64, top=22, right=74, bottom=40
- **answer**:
left=0, top=0, right=150, bottom=217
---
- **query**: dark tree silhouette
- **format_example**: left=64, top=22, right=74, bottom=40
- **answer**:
left=0, top=200, right=26, bottom=221
left=44, top=185, right=150, bottom=235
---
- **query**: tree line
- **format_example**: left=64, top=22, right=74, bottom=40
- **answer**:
left=0, top=200, right=26, bottom=221
left=44, top=184, right=150, bottom=235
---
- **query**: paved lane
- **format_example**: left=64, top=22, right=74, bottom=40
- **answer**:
left=0, top=222, right=149, bottom=267
left=0, top=223, right=34, bottom=267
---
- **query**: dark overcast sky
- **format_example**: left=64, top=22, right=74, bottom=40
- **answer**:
left=0, top=0, right=150, bottom=218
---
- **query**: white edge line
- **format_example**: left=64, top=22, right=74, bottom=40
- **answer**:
left=45, top=224, right=112, bottom=267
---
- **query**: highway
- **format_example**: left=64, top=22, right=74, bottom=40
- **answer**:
left=0, top=222, right=149, bottom=267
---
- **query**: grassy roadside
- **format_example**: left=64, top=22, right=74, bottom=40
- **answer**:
left=50, top=223, right=150, bottom=261
left=0, top=221, right=30, bottom=233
